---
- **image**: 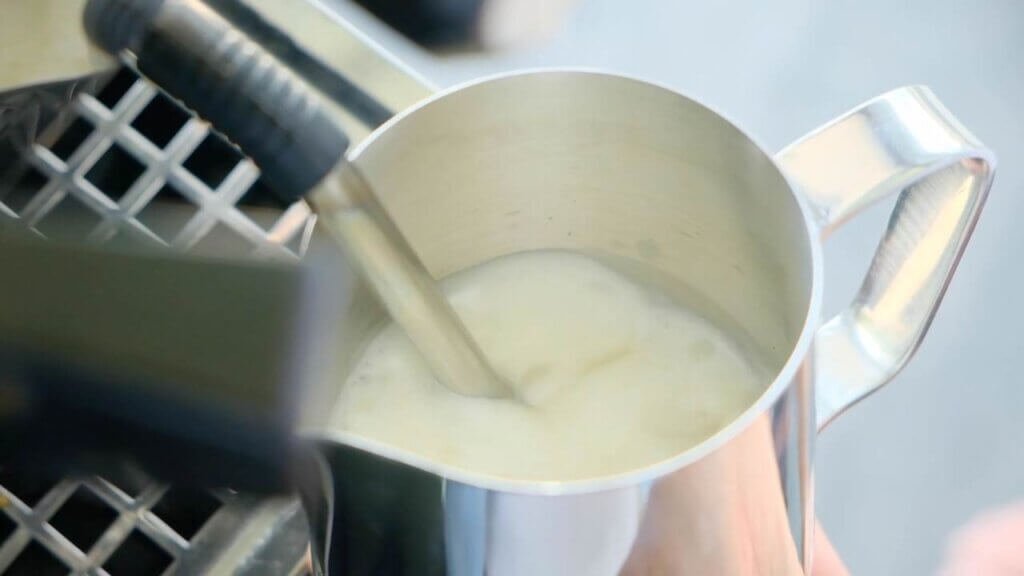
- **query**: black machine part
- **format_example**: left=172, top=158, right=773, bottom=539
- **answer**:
left=85, top=0, right=351, bottom=204
left=0, top=232, right=334, bottom=493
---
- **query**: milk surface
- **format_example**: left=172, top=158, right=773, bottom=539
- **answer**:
left=331, top=250, right=764, bottom=481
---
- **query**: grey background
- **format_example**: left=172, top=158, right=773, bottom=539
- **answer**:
left=335, top=1, right=1024, bottom=573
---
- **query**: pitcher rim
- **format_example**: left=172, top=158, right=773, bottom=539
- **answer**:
left=317, top=68, right=825, bottom=496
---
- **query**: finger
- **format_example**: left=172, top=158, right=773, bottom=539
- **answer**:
left=813, top=520, right=850, bottom=576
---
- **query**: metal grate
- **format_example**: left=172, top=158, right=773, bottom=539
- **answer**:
left=0, top=66, right=312, bottom=575
left=0, top=470, right=308, bottom=575
left=1, top=477, right=201, bottom=574
left=0, top=67, right=317, bottom=259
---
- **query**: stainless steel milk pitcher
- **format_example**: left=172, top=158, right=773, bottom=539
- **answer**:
left=306, top=75, right=993, bottom=576
left=84, top=2, right=994, bottom=574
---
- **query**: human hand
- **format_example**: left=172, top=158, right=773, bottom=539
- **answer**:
left=621, top=417, right=848, bottom=575
left=938, top=501, right=1024, bottom=576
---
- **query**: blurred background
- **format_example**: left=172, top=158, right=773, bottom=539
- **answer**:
left=330, top=0, right=1024, bottom=573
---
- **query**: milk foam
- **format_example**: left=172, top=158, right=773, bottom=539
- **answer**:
left=331, top=251, right=764, bottom=481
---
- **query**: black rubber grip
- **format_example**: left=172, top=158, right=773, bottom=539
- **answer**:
left=84, top=0, right=348, bottom=202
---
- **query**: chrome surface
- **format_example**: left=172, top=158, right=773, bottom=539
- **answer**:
left=307, top=161, right=507, bottom=397
left=303, top=71, right=993, bottom=575
left=776, top=86, right=994, bottom=430
left=311, top=164, right=510, bottom=398
left=218, top=0, right=435, bottom=141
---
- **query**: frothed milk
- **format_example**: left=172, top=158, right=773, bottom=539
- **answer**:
left=331, top=251, right=765, bottom=481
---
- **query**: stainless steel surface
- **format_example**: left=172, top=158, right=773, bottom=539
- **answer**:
left=172, top=495, right=309, bottom=575
left=776, top=86, right=994, bottom=429
left=0, top=0, right=113, bottom=93
left=241, top=0, right=435, bottom=140
left=301, top=70, right=991, bottom=574
left=311, top=165, right=510, bottom=398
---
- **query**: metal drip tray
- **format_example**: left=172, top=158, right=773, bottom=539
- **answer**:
left=0, top=468, right=307, bottom=575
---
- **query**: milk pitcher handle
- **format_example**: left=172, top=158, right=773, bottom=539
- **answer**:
left=776, top=86, right=995, bottom=430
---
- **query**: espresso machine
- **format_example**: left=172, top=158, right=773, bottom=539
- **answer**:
left=0, top=1, right=995, bottom=575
